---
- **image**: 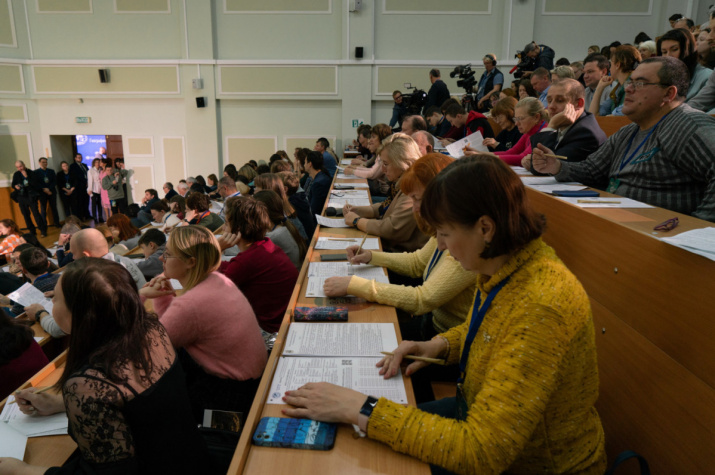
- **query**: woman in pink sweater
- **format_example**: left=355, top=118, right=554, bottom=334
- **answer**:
left=140, top=225, right=267, bottom=419
left=465, top=97, right=549, bottom=166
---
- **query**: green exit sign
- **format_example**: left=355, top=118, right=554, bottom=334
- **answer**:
left=351, top=119, right=364, bottom=127
left=75, top=117, right=91, bottom=124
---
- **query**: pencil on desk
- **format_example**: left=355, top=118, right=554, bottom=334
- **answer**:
left=577, top=200, right=621, bottom=204
left=9, top=385, right=53, bottom=404
left=325, top=238, right=358, bottom=241
left=380, top=351, right=446, bottom=365
left=544, top=153, right=569, bottom=160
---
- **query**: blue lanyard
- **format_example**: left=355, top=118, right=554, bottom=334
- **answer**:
left=618, top=114, right=668, bottom=173
left=424, top=249, right=444, bottom=281
left=458, top=276, right=511, bottom=384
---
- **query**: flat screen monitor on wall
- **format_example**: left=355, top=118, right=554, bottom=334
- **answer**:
left=75, top=135, right=107, bottom=166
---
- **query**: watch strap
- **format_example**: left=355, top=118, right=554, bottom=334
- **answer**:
left=357, top=396, right=378, bottom=433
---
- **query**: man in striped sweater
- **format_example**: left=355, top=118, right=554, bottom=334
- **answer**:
left=533, top=56, right=715, bottom=223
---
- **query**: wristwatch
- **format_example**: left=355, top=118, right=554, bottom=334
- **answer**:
left=352, top=217, right=360, bottom=228
left=357, top=396, right=378, bottom=433
left=35, top=309, right=48, bottom=323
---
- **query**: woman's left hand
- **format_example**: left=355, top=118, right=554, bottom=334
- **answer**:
left=323, top=276, right=351, bottom=297
left=343, top=211, right=359, bottom=226
left=140, top=276, right=175, bottom=299
left=282, top=382, right=367, bottom=425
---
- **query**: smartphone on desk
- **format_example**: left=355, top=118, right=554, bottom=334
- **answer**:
left=551, top=189, right=600, bottom=197
left=320, top=253, right=348, bottom=261
left=252, top=417, right=337, bottom=450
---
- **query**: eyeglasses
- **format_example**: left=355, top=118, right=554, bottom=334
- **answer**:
left=161, top=250, right=181, bottom=260
left=513, top=116, right=529, bottom=122
left=653, top=217, right=679, bottom=232
left=625, top=79, right=669, bottom=91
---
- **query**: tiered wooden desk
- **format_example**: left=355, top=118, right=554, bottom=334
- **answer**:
left=526, top=187, right=715, bottom=474
left=228, top=175, right=429, bottom=474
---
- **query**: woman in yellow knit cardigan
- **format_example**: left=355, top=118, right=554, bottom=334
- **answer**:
left=284, top=156, right=606, bottom=475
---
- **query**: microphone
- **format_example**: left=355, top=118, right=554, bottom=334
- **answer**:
left=325, top=207, right=343, bottom=217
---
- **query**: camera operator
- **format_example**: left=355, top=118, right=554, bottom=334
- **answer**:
left=422, top=69, right=451, bottom=114
left=520, top=42, right=556, bottom=77
left=388, top=90, right=407, bottom=129
left=476, top=54, right=504, bottom=112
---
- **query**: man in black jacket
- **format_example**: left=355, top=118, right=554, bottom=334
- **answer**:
left=422, top=69, right=451, bottom=114
left=32, top=157, right=60, bottom=228
left=522, top=42, right=556, bottom=76
left=69, top=153, right=90, bottom=219
left=11, top=161, right=47, bottom=236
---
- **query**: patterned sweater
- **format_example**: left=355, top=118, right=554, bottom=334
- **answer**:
left=367, top=239, right=606, bottom=474
left=347, top=237, right=476, bottom=333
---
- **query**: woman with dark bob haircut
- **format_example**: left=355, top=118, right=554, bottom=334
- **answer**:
left=8, top=258, right=212, bottom=474
left=283, top=156, right=606, bottom=475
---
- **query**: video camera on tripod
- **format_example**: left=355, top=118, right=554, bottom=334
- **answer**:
left=511, top=49, right=536, bottom=79
left=400, top=83, right=427, bottom=116
left=449, top=64, right=478, bottom=110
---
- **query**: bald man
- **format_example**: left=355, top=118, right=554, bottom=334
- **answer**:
left=412, top=130, right=434, bottom=156
left=71, top=228, right=146, bottom=288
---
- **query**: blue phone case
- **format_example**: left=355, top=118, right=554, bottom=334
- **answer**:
left=551, top=190, right=600, bottom=197
left=252, top=417, right=337, bottom=450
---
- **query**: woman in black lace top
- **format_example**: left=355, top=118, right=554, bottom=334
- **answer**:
left=1, top=258, right=212, bottom=475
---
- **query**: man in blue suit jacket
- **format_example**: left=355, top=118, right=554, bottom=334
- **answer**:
left=526, top=79, right=607, bottom=174
left=305, top=151, right=332, bottom=216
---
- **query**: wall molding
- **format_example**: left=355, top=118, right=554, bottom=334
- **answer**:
left=223, top=135, right=278, bottom=168
left=541, top=0, right=653, bottom=16
left=0, top=63, right=26, bottom=94
left=382, top=0, right=491, bottom=15
left=30, top=64, right=181, bottom=95
left=0, top=102, right=28, bottom=122
left=125, top=136, right=155, bottom=157
left=0, top=0, right=18, bottom=48
left=35, top=0, right=93, bottom=14
left=161, top=135, right=187, bottom=187
left=113, top=0, right=171, bottom=14
left=218, top=65, right=339, bottom=96
left=223, top=0, right=332, bottom=15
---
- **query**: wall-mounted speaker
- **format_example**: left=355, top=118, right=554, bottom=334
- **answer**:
left=355, top=47, right=364, bottom=59
left=98, top=69, right=109, bottom=83
left=196, top=97, right=207, bottom=108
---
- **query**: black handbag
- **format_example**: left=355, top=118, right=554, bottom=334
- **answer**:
left=10, top=189, right=20, bottom=202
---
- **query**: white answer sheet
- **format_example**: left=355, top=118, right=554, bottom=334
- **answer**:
left=315, top=215, right=349, bottom=228
left=283, top=323, right=399, bottom=357
left=314, top=237, right=380, bottom=250
left=7, top=283, right=53, bottom=314
left=267, top=357, right=408, bottom=405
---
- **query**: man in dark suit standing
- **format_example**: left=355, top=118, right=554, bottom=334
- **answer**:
left=525, top=79, right=606, bottom=173
left=422, top=69, right=451, bottom=114
left=32, top=157, right=60, bottom=227
left=70, top=153, right=90, bottom=219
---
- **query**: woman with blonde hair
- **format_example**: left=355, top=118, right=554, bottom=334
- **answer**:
left=237, top=163, right=258, bottom=183
left=140, top=225, right=267, bottom=419
left=342, top=133, right=429, bottom=253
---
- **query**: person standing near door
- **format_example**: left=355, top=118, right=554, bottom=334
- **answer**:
left=11, top=161, right=47, bottom=237
left=32, top=157, right=60, bottom=228
left=70, top=153, right=91, bottom=220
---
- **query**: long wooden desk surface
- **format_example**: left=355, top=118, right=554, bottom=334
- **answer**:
left=228, top=176, right=429, bottom=475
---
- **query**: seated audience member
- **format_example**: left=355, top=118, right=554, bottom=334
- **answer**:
left=107, top=213, right=142, bottom=250
left=182, top=192, right=224, bottom=232
left=150, top=200, right=180, bottom=232
left=571, top=61, right=585, bottom=85
left=400, top=115, right=428, bottom=136
left=555, top=57, right=570, bottom=66
left=389, top=90, right=407, bottom=128
left=482, top=97, right=523, bottom=152
left=195, top=175, right=209, bottom=193
left=608, top=41, right=622, bottom=59
left=294, top=147, right=312, bottom=187
left=673, top=16, right=696, bottom=32
left=443, top=103, right=495, bottom=143
left=176, top=181, right=189, bottom=198
left=186, top=176, right=203, bottom=195
left=314, top=137, right=337, bottom=177
left=582, top=54, right=614, bottom=111
left=71, top=228, right=147, bottom=288
left=218, top=197, right=299, bottom=333
left=132, top=188, right=160, bottom=227
left=422, top=68, right=452, bottom=113
left=696, top=28, right=715, bottom=68
left=255, top=173, right=310, bottom=241
left=590, top=45, right=642, bottom=116
left=11, top=247, right=60, bottom=318
left=284, top=156, right=606, bottom=475
left=139, top=226, right=267, bottom=420
left=55, top=223, right=81, bottom=267
left=351, top=124, right=373, bottom=162
left=206, top=174, right=219, bottom=193
left=639, top=40, right=657, bottom=59
left=0, top=310, right=49, bottom=400
left=0, top=219, right=24, bottom=265
left=530, top=67, right=552, bottom=107
left=270, top=160, right=292, bottom=174
left=169, top=195, right=187, bottom=221
left=476, top=54, right=503, bottom=112
left=216, top=176, right=243, bottom=220
left=12, top=258, right=211, bottom=474
left=0, top=271, right=23, bottom=295
left=94, top=224, right=115, bottom=249
left=518, top=78, right=538, bottom=99
left=635, top=32, right=652, bottom=45
left=342, top=134, right=429, bottom=253
left=137, top=228, right=166, bottom=280
left=524, top=78, right=607, bottom=172
left=257, top=164, right=271, bottom=176
left=4, top=243, right=32, bottom=275
left=550, top=65, right=575, bottom=84
left=467, top=97, right=548, bottom=166
left=253, top=190, right=307, bottom=268
left=346, top=123, right=393, bottom=197
left=588, top=44, right=600, bottom=55
left=658, top=28, right=712, bottom=101
left=424, top=106, right=452, bottom=138
left=278, top=171, right=316, bottom=240
left=325, top=153, right=474, bottom=341
left=304, top=151, right=332, bottom=216
left=237, top=163, right=258, bottom=183
left=534, top=57, right=715, bottom=222
left=412, top=130, right=435, bottom=155
left=163, top=182, right=178, bottom=200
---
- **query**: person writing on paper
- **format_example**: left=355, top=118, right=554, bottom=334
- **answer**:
left=482, top=97, right=522, bottom=152
left=342, top=134, right=429, bottom=253
left=150, top=200, right=180, bottom=232
left=217, top=196, right=298, bottom=333
left=2, top=258, right=211, bottom=475
left=344, top=123, right=393, bottom=199
left=139, top=226, right=267, bottom=420
left=464, top=97, right=549, bottom=166
left=284, top=156, right=606, bottom=475
left=532, top=56, right=715, bottom=223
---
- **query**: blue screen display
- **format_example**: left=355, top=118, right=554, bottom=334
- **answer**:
left=75, top=135, right=107, bottom=166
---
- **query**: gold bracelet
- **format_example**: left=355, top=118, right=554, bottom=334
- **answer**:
left=431, top=335, right=450, bottom=360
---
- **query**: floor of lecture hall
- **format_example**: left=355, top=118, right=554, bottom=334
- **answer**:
left=30, top=218, right=100, bottom=250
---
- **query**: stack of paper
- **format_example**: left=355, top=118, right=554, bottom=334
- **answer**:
left=1, top=396, right=69, bottom=438
left=328, top=189, right=371, bottom=208
left=305, top=262, right=389, bottom=298
left=340, top=159, right=353, bottom=166
left=314, top=237, right=380, bottom=250
left=555, top=196, right=654, bottom=209
left=315, top=215, right=349, bottom=228
left=661, top=227, right=715, bottom=261
left=267, top=323, right=407, bottom=404
left=446, top=131, right=488, bottom=158
left=0, top=422, right=27, bottom=458
left=8, top=284, right=53, bottom=313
